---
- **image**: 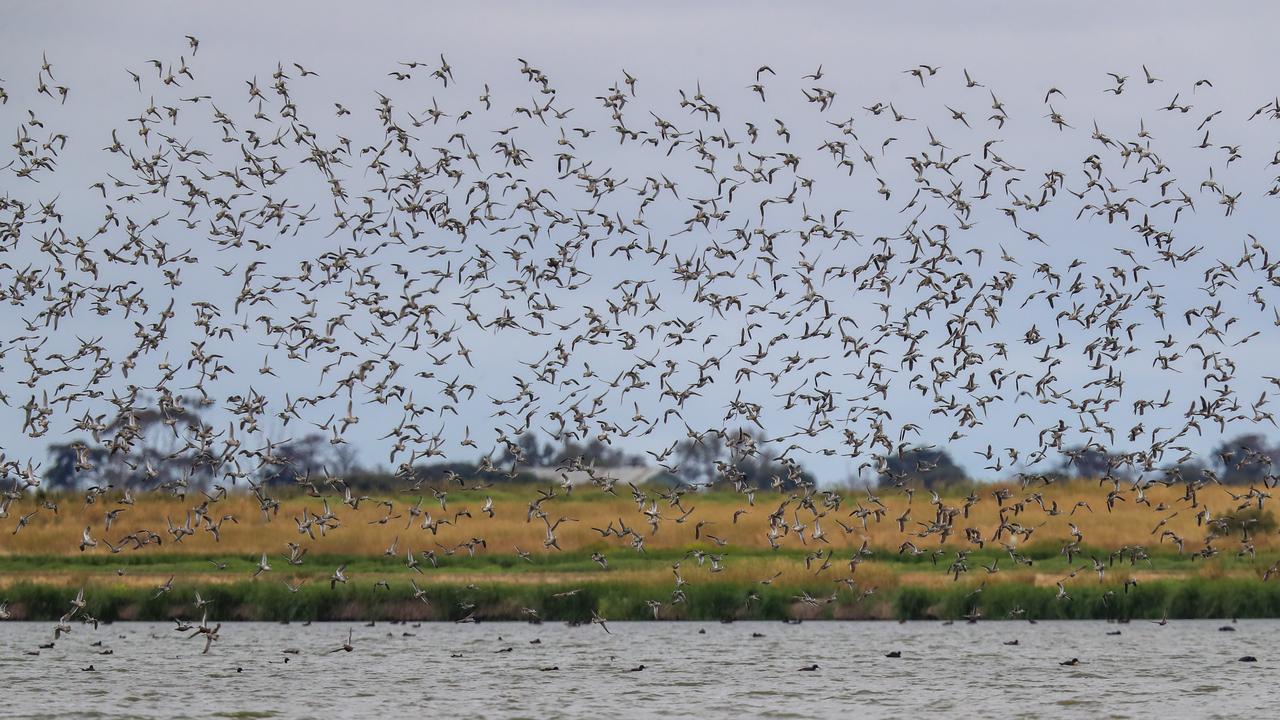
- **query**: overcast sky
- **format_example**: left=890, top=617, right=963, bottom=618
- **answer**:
left=3, top=2, right=1279, bottom=485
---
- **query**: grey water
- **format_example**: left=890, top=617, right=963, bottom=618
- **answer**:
left=0, top=619, right=1272, bottom=719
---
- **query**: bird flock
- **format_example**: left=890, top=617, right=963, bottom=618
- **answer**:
left=4, top=38, right=1280, bottom=652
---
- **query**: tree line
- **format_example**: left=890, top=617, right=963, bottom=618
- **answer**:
left=31, top=400, right=1280, bottom=491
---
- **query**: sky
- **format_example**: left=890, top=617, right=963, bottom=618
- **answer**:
left=2, top=2, right=1280, bottom=486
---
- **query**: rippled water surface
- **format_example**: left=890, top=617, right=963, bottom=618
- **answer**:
left=1, top=619, right=1273, bottom=718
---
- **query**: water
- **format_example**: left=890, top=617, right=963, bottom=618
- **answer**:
left=0, top=619, right=1271, bottom=718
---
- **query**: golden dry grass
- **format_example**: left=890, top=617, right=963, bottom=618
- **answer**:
left=1, top=479, right=1266, bottom=562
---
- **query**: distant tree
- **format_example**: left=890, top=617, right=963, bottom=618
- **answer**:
left=548, top=438, right=645, bottom=468
left=1166, top=462, right=1207, bottom=484
left=664, top=428, right=813, bottom=489
left=335, top=460, right=538, bottom=492
left=673, top=433, right=726, bottom=486
left=43, top=398, right=210, bottom=491
left=43, top=441, right=92, bottom=490
left=330, top=443, right=362, bottom=477
left=1213, top=434, right=1277, bottom=485
left=262, top=433, right=334, bottom=487
left=1059, top=445, right=1130, bottom=481
left=879, top=445, right=967, bottom=490
left=504, top=432, right=554, bottom=467
left=500, top=432, right=646, bottom=470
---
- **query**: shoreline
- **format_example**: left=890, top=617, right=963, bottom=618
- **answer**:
left=4, top=575, right=1278, bottom=622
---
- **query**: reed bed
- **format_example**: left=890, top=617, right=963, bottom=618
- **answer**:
left=4, top=575, right=1280, bottom=622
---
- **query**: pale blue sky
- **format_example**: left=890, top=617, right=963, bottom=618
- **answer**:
left=2, top=2, right=1278, bottom=485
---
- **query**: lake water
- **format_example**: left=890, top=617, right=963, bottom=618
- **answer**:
left=0, top=619, right=1272, bottom=718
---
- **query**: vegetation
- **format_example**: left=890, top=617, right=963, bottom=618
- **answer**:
left=5, top=574, right=1280, bottom=622
left=38, top=396, right=1280, bottom=495
left=3, top=479, right=1280, bottom=622
left=20, top=420, right=1280, bottom=623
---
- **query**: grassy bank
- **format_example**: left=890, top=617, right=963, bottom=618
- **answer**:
left=3, top=482, right=1279, bottom=622
left=4, top=575, right=1280, bottom=622
left=3, top=544, right=1278, bottom=622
